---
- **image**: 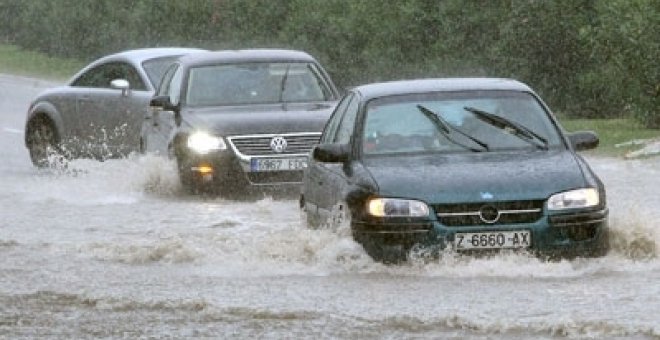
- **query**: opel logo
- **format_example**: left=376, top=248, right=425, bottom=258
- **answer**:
left=479, top=205, right=500, bottom=224
left=270, top=136, right=288, bottom=153
left=480, top=192, right=494, bottom=200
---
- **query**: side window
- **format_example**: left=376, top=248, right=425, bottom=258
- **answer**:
left=321, top=93, right=354, bottom=144
left=156, top=64, right=183, bottom=105
left=120, top=63, right=147, bottom=91
left=167, top=66, right=184, bottom=106
left=307, top=63, right=335, bottom=100
left=156, top=64, right=177, bottom=97
left=334, top=95, right=359, bottom=143
left=72, top=62, right=146, bottom=90
left=72, top=64, right=110, bottom=88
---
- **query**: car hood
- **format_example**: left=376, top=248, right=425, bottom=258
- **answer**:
left=181, top=102, right=336, bottom=136
left=363, top=150, right=588, bottom=204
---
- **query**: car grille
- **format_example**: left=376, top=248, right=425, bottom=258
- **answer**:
left=228, top=133, right=321, bottom=157
left=434, top=200, right=544, bottom=226
left=548, top=210, right=607, bottom=227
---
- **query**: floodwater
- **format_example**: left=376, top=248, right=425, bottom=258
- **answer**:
left=1, top=74, right=659, bottom=339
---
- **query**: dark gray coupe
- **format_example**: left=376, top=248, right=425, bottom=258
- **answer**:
left=143, top=49, right=340, bottom=196
left=24, top=47, right=203, bottom=166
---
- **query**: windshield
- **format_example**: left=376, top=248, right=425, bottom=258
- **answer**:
left=185, top=62, right=330, bottom=107
left=141, top=56, right=180, bottom=88
left=362, top=90, right=563, bottom=155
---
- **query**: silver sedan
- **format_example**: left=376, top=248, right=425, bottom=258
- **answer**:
left=24, top=47, right=203, bottom=167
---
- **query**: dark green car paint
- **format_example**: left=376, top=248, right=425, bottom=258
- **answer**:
left=302, top=78, right=609, bottom=262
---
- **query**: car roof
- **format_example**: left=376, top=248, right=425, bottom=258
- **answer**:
left=96, top=47, right=207, bottom=65
left=67, top=47, right=206, bottom=87
left=353, top=78, right=536, bottom=100
left=177, top=49, right=318, bottom=67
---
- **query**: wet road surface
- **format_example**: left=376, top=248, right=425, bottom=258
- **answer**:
left=1, top=74, right=659, bottom=339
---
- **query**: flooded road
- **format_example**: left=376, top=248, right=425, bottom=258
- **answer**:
left=1, top=74, right=659, bottom=339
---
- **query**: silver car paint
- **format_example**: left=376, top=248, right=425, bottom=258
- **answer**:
left=25, top=47, right=204, bottom=158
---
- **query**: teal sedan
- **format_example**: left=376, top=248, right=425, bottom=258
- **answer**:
left=301, top=78, right=609, bottom=262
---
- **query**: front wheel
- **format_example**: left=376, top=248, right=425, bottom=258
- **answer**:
left=174, top=152, right=201, bottom=194
left=353, top=233, right=412, bottom=264
left=26, top=119, right=63, bottom=168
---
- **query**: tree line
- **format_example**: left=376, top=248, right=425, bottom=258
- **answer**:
left=1, top=0, right=657, bottom=127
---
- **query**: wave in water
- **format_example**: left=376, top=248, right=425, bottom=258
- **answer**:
left=2, top=291, right=657, bottom=339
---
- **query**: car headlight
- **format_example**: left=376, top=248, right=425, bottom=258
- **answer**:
left=187, top=131, right=226, bottom=154
left=366, top=198, right=429, bottom=217
left=547, top=188, right=600, bottom=210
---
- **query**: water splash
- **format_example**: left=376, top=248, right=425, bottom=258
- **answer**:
left=84, top=239, right=200, bottom=264
left=609, top=215, right=658, bottom=261
left=24, top=153, right=181, bottom=205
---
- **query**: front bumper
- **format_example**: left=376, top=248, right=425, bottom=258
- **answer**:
left=179, top=132, right=321, bottom=193
left=180, top=150, right=306, bottom=191
left=352, top=208, right=609, bottom=258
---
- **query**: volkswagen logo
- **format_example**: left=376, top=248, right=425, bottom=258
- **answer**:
left=479, top=205, right=500, bottom=224
left=270, top=136, right=288, bottom=153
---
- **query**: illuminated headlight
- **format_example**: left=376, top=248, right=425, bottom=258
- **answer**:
left=367, top=198, right=429, bottom=217
left=187, top=132, right=226, bottom=154
left=547, top=188, right=600, bottom=210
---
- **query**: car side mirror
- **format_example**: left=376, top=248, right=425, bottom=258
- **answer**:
left=110, top=78, right=130, bottom=96
left=567, top=131, right=599, bottom=151
left=150, top=95, right=176, bottom=112
left=313, top=143, right=350, bottom=163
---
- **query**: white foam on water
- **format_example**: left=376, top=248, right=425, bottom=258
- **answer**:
left=3, top=151, right=657, bottom=282
left=14, top=153, right=181, bottom=206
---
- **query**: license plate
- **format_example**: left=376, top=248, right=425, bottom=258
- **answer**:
left=454, top=230, right=531, bottom=250
left=250, top=157, right=307, bottom=172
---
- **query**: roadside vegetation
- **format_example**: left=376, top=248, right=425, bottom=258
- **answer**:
left=559, top=117, right=659, bottom=157
left=0, top=44, right=83, bottom=80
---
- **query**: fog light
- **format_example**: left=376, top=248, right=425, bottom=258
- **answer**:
left=191, top=164, right=214, bottom=182
left=191, top=164, right=214, bottom=174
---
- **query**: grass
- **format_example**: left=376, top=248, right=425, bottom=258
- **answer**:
left=0, top=43, right=84, bottom=81
left=559, top=117, right=659, bottom=157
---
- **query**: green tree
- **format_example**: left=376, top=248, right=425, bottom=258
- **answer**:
left=587, top=0, right=659, bottom=127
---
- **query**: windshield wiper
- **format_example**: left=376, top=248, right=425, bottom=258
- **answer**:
left=416, top=105, right=489, bottom=152
left=278, top=64, right=290, bottom=103
left=463, top=106, right=548, bottom=150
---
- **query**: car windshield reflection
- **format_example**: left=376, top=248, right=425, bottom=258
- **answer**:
left=186, top=62, right=331, bottom=107
left=362, top=90, right=563, bottom=155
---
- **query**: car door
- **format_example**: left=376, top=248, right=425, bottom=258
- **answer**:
left=118, top=64, right=154, bottom=154
left=315, top=93, right=360, bottom=214
left=305, top=93, right=353, bottom=211
left=70, top=61, right=151, bottom=156
left=143, top=63, right=183, bottom=155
